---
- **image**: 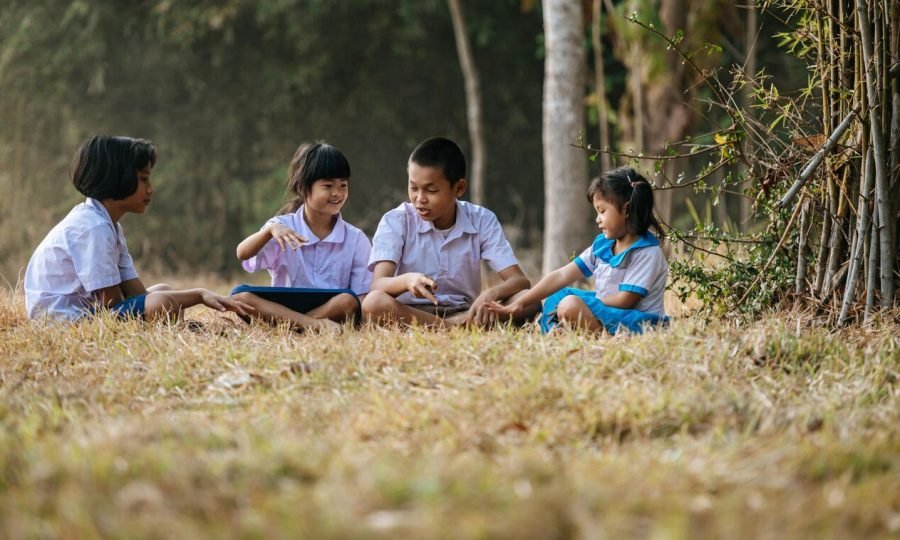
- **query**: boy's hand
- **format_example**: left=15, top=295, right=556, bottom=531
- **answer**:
left=268, top=223, right=308, bottom=251
left=469, top=290, right=502, bottom=327
left=405, top=273, right=438, bottom=305
left=484, top=300, right=520, bottom=318
left=200, top=290, right=255, bottom=316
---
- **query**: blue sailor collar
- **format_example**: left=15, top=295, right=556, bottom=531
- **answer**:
left=415, top=201, right=478, bottom=240
left=593, top=232, right=659, bottom=268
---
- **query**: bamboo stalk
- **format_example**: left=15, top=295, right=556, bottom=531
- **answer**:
left=865, top=206, right=879, bottom=320
left=813, top=201, right=833, bottom=295
left=777, top=107, right=859, bottom=209
left=857, top=0, right=896, bottom=307
left=823, top=166, right=851, bottom=298
left=796, top=197, right=812, bottom=294
left=839, top=147, right=875, bottom=324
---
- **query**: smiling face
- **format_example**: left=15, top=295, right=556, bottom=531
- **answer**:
left=120, top=163, right=154, bottom=214
left=407, top=162, right=466, bottom=230
left=304, top=178, right=349, bottom=216
left=593, top=194, right=629, bottom=240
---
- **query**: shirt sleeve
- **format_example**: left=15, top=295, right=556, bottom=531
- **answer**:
left=349, top=232, right=373, bottom=295
left=573, top=244, right=597, bottom=278
left=619, top=247, right=667, bottom=297
left=242, top=217, right=286, bottom=273
left=70, top=222, right=123, bottom=292
left=368, top=210, right=406, bottom=271
left=116, top=224, right=139, bottom=282
left=478, top=210, right=518, bottom=272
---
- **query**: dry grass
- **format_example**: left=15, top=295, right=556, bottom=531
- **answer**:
left=0, top=284, right=898, bottom=539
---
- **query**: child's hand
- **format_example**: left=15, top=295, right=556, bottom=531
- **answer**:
left=268, top=223, right=308, bottom=251
left=484, top=300, right=518, bottom=317
left=405, top=273, right=438, bottom=305
left=201, top=290, right=255, bottom=316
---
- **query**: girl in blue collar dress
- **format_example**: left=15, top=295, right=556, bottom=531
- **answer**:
left=487, top=167, right=668, bottom=334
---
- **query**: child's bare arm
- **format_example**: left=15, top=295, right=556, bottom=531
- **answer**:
left=94, top=284, right=126, bottom=308
left=598, top=291, right=642, bottom=310
left=120, top=277, right=147, bottom=297
left=485, top=262, right=584, bottom=316
left=236, top=224, right=307, bottom=260
left=370, top=261, right=437, bottom=304
left=144, top=288, right=254, bottom=319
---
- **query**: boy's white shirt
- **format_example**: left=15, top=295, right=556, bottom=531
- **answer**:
left=368, top=200, right=518, bottom=307
left=24, top=198, right=139, bottom=319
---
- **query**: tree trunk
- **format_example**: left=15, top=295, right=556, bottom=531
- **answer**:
left=591, top=0, right=611, bottom=172
left=541, top=0, right=589, bottom=274
left=739, top=2, right=758, bottom=229
left=447, top=0, right=485, bottom=206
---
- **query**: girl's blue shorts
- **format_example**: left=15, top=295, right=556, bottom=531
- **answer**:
left=540, top=287, right=668, bottom=335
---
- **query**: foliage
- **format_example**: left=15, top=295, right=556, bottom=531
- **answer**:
left=0, top=286, right=898, bottom=537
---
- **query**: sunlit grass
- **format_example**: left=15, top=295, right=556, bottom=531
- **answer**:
left=0, top=285, right=898, bottom=538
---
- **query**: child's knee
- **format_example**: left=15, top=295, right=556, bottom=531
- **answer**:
left=334, top=293, right=359, bottom=313
left=556, top=296, right=587, bottom=320
left=361, top=290, right=394, bottom=315
left=147, top=283, right=174, bottom=292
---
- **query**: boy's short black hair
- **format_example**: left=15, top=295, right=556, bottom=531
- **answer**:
left=72, top=135, right=157, bottom=200
left=408, top=137, right=466, bottom=184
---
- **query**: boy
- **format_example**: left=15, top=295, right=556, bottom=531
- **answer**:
left=24, top=135, right=253, bottom=321
left=362, top=137, right=539, bottom=327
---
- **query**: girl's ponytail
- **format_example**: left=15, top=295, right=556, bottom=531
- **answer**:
left=588, top=166, right=663, bottom=238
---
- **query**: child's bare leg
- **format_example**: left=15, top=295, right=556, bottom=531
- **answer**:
left=306, top=293, right=359, bottom=323
left=362, top=290, right=440, bottom=326
left=555, top=295, right=603, bottom=331
left=231, top=292, right=338, bottom=331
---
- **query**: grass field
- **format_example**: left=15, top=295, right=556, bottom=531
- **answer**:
left=1, top=285, right=898, bottom=539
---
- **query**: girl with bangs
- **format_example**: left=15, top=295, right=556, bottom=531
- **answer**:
left=232, top=142, right=371, bottom=332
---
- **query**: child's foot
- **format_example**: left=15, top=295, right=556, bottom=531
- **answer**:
left=309, top=318, right=342, bottom=334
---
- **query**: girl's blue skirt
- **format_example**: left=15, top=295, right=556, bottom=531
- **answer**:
left=539, top=288, right=668, bottom=335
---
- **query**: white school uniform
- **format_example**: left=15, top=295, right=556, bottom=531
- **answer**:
left=573, top=232, right=668, bottom=316
left=368, top=201, right=518, bottom=307
left=243, top=206, right=372, bottom=296
left=24, top=198, right=139, bottom=320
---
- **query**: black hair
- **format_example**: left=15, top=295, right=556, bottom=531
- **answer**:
left=280, top=142, right=351, bottom=214
left=408, top=136, right=466, bottom=184
left=71, top=135, right=157, bottom=200
left=587, top=166, right=663, bottom=237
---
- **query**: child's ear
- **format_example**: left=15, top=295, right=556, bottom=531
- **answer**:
left=455, top=178, right=467, bottom=198
left=623, top=201, right=630, bottom=215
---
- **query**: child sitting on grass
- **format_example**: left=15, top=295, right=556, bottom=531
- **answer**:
left=487, top=167, right=668, bottom=334
left=362, top=136, right=540, bottom=327
left=24, top=135, right=253, bottom=322
left=231, top=142, right=371, bottom=332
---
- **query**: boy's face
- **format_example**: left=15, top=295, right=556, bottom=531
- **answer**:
left=407, top=162, right=466, bottom=230
left=120, top=163, right=154, bottom=214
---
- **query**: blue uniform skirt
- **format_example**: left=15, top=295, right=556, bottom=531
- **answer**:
left=539, top=287, right=668, bottom=335
left=231, top=285, right=361, bottom=322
